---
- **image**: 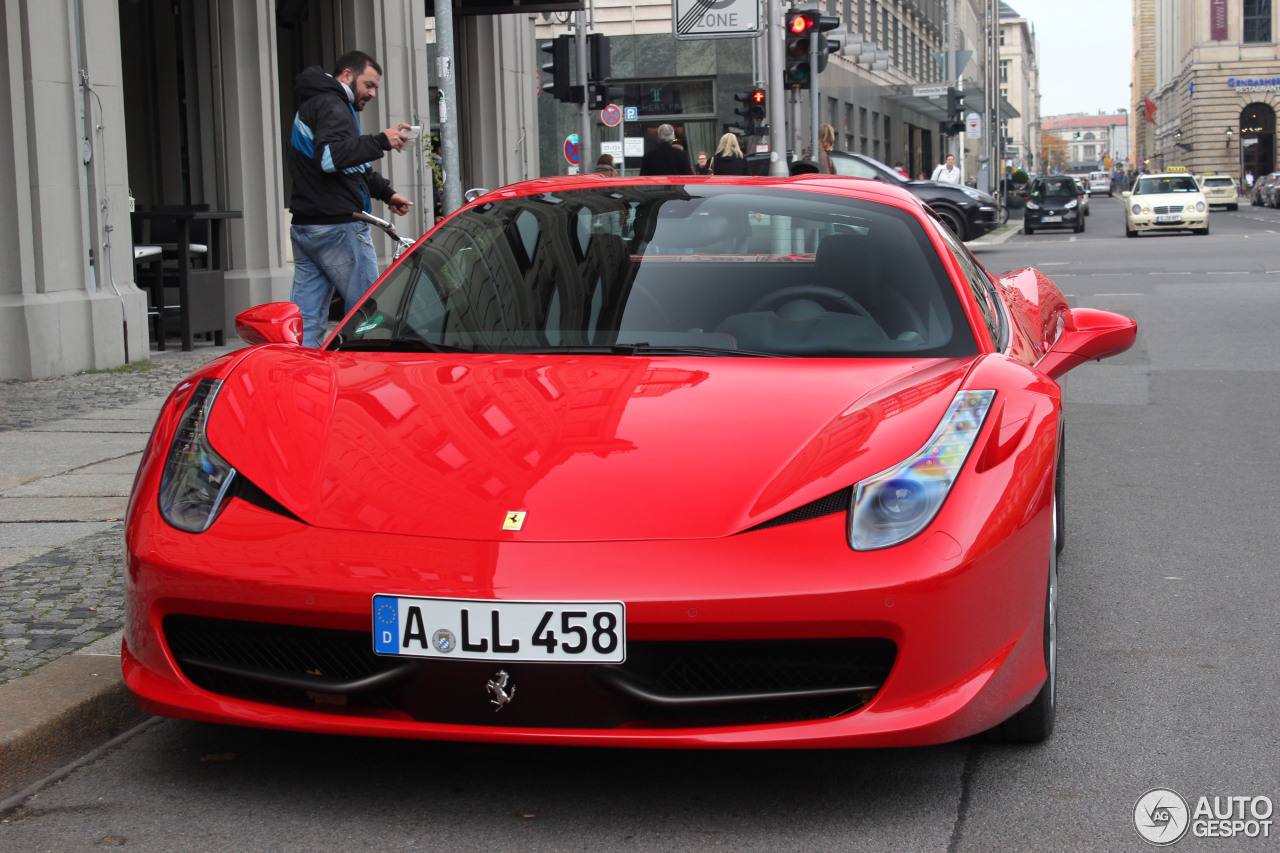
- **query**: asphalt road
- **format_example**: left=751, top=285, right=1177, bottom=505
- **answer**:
left=2, top=196, right=1277, bottom=852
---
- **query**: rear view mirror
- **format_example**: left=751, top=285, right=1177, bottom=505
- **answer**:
left=235, top=302, right=303, bottom=346
left=1037, top=308, right=1137, bottom=380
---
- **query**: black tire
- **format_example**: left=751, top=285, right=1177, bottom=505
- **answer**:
left=1197, top=223, right=1210, bottom=235
left=1074, top=218, right=1084, bottom=233
left=935, top=207, right=967, bottom=241
left=1023, top=223, right=1034, bottom=236
left=988, top=500, right=1058, bottom=743
left=1055, top=429, right=1066, bottom=556
left=1229, top=204, right=1238, bottom=211
left=1126, top=226, right=1137, bottom=238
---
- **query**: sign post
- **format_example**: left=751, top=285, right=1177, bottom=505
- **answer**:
left=564, top=133, right=581, bottom=173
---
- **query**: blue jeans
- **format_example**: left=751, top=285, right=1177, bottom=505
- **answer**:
left=289, top=222, right=379, bottom=347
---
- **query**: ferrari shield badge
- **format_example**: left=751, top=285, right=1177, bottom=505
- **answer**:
left=487, top=670, right=516, bottom=710
left=502, top=511, right=526, bottom=531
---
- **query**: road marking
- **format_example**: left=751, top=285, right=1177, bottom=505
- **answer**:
left=1205, top=271, right=1250, bottom=275
left=1151, top=271, right=1192, bottom=274
left=1036, top=262, right=1071, bottom=266
left=1095, top=293, right=1145, bottom=297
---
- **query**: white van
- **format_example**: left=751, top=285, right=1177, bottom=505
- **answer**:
left=1087, top=171, right=1112, bottom=197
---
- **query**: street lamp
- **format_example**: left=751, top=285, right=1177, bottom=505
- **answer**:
left=1225, top=126, right=1235, bottom=148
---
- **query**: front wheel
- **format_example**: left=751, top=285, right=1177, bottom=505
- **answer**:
left=1023, top=223, right=1035, bottom=236
left=1126, top=225, right=1137, bottom=238
left=935, top=208, right=968, bottom=242
left=1197, top=223, right=1210, bottom=235
left=988, top=501, right=1058, bottom=743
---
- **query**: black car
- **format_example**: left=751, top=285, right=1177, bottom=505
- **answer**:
left=1022, top=176, right=1085, bottom=235
left=825, top=151, right=1002, bottom=241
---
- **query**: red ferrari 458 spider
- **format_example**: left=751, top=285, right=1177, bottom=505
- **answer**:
left=124, top=175, right=1136, bottom=747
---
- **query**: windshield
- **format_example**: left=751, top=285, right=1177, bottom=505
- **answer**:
left=1202, top=177, right=1233, bottom=187
left=331, top=185, right=976, bottom=358
left=1135, top=176, right=1199, bottom=194
left=1031, top=180, right=1078, bottom=199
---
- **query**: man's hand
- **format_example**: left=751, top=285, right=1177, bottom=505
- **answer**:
left=388, top=193, right=413, bottom=216
left=384, top=123, right=411, bottom=151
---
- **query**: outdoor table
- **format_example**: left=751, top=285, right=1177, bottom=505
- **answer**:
left=132, top=208, right=242, bottom=351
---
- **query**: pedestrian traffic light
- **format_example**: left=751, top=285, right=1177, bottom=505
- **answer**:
left=733, top=90, right=758, bottom=135
left=785, top=10, right=816, bottom=89
left=588, top=83, right=625, bottom=111
left=749, top=88, right=766, bottom=123
left=540, top=35, right=572, bottom=103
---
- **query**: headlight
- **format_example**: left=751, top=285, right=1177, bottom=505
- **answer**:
left=1131, top=204, right=1143, bottom=215
left=158, top=378, right=237, bottom=532
left=1065, top=200, right=1078, bottom=209
left=1026, top=201, right=1040, bottom=210
left=960, top=186, right=990, bottom=201
left=849, top=390, right=995, bottom=550
left=1196, top=201, right=1206, bottom=212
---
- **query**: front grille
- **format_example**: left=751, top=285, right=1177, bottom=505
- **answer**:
left=746, top=487, right=852, bottom=532
left=1153, top=205, right=1184, bottom=215
left=163, top=615, right=895, bottom=729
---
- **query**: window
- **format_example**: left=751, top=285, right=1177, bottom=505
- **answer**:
left=1244, top=0, right=1271, bottom=43
left=999, top=59, right=1009, bottom=84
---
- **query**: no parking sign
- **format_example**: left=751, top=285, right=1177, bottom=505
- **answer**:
left=563, top=134, right=580, bottom=166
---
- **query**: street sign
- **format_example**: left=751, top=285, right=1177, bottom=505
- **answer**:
left=601, top=104, right=622, bottom=127
left=673, top=0, right=760, bottom=39
left=624, top=106, right=638, bottom=122
left=965, top=111, right=982, bottom=139
left=563, top=133, right=580, bottom=166
left=912, top=84, right=948, bottom=98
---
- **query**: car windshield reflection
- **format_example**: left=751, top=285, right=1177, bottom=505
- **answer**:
left=330, top=185, right=977, bottom=359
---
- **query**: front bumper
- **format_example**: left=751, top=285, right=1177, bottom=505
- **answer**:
left=124, top=484, right=1053, bottom=748
left=1126, top=212, right=1208, bottom=231
left=1025, top=208, right=1081, bottom=229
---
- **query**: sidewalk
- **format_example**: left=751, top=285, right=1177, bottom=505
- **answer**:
left=0, top=341, right=241, bottom=802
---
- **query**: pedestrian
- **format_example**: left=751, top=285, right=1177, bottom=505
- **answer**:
left=709, top=133, right=748, bottom=175
left=639, top=124, right=695, bottom=176
left=931, top=154, right=961, bottom=184
left=893, top=161, right=909, bottom=177
left=817, top=123, right=836, bottom=174
left=287, top=50, right=412, bottom=348
left=1246, top=171, right=1255, bottom=187
left=695, top=151, right=711, bottom=175
left=593, top=153, right=618, bottom=176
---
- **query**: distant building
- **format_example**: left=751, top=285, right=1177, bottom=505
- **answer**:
left=1041, top=112, right=1131, bottom=173
left=1134, top=0, right=1280, bottom=179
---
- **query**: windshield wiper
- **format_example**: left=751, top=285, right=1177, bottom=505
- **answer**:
left=330, top=336, right=468, bottom=353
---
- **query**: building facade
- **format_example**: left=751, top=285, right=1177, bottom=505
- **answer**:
left=998, top=2, right=1039, bottom=173
left=1134, top=0, right=1280, bottom=179
left=1041, top=112, right=1131, bottom=173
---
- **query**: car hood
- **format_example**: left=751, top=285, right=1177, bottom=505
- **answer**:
left=1131, top=192, right=1204, bottom=206
left=206, top=349, right=976, bottom=541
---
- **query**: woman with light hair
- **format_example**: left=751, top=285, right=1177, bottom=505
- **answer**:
left=710, top=132, right=747, bottom=176
left=817, top=123, right=836, bottom=174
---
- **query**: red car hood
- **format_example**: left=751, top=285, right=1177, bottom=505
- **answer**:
left=207, top=350, right=975, bottom=541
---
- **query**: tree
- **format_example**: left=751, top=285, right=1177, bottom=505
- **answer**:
left=1039, top=133, right=1069, bottom=173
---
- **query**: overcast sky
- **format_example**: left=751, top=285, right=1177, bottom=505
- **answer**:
left=1003, top=0, right=1133, bottom=117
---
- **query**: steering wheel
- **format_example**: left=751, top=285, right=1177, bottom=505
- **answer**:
left=751, top=286, right=872, bottom=318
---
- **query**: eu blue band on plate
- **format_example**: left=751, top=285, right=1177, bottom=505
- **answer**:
left=374, top=596, right=400, bottom=653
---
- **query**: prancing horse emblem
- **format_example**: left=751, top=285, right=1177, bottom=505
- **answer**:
left=487, top=670, right=516, bottom=711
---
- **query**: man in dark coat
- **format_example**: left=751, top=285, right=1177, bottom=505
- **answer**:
left=639, top=124, right=695, bottom=176
left=287, top=50, right=413, bottom=347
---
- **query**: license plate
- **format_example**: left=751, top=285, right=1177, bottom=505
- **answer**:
left=1156, top=214, right=1182, bottom=223
left=373, top=595, right=626, bottom=663
left=1041, top=215, right=1062, bottom=222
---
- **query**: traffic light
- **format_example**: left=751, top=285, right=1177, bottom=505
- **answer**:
left=813, top=15, right=841, bottom=73
left=588, top=84, right=625, bottom=111
left=587, top=33, right=610, bottom=83
left=749, top=88, right=766, bottom=123
left=733, top=90, right=757, bottom=134
left=540, top=35, right=572, bottom=102
left=785, top=10, right=816, bottom=89
left=947, top=87, right=963, bottom=121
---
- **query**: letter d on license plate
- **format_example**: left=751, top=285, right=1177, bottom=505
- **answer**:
left=373, top=595, right=626, bottom=663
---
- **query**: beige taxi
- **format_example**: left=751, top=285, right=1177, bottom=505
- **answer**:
left=1124, top=173, right=1210, bottom=237
left=1198, top=175, right=1239, bottom=210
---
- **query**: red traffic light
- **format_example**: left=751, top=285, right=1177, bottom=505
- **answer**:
left=751, top=89, right=765, bottom=104
left=789, top=13, right=815, bottom=33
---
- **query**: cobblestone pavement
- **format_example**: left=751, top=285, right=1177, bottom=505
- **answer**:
left=0, top=344, right=239, bottom=683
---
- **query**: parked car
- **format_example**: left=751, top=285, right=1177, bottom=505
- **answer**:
left=123, top=174, right=1136, bottom=748
left=1088, top=171, right=1113, bottom=197
left=1022, top=176, right=1085, bottom=234
left=1250, top=173, right=1278, bottom=206
left=1124, top=172, right=1210, bottom=236
left=1261, top=173, right=1280, bottom=208
left=826, top=151, right=1003, bottom=241
left=1198, top=175, right=1239, bottom=210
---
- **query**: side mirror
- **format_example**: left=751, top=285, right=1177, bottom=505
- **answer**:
left=1121, top=191, right=1132, bottom=199
left=789, top=159, right=822, bottom=176
left=235, top=302, right=303, bottom=346
left=1037, top=308, right=1137, bottom=380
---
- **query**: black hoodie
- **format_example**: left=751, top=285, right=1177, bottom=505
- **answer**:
left=287, top=66, right=396, bottom=225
